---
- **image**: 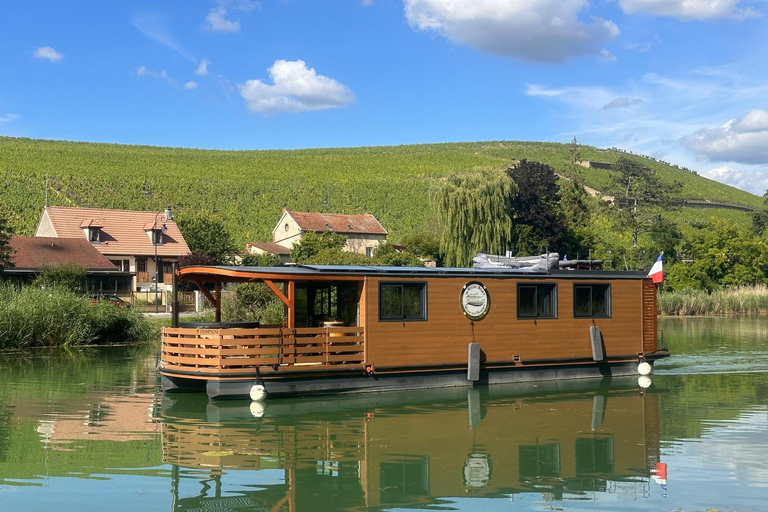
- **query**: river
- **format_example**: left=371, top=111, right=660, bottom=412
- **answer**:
left=0, top=317, right=766, bottom=511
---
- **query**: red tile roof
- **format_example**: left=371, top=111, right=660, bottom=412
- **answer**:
left=9, top=236, right=119, bottom=270
left=286, top=210, right=387, bottom=235
left=247, top=242, right=291, bottom=255
left=40, top=207, right=190, bottom=257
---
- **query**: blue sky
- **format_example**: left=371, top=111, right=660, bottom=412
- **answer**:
left=2, top=0, right=768, bottom=194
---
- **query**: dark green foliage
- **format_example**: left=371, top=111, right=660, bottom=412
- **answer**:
left=397, top=232, right=443, bottom=265
left=309, top=248, right=373, bottom=265
left=241, top=252, right=283, bottom=267
left=373, top=243, right=424, bottom=267
left=0, top=213, right=13, bottom=271
left=505, top=160, right=567, bottom=254
left=222, top=282, right=285, bottom=325
left=611, top=156, right=683, bottom=247
left=290, top=231, right=347, bottom=264
left=179, top=250, right=217, bottom=267
left=665, top=222, right=768, bottom=291
left=0, top=283, right=154, bottom=348
left=33, top=264, right=87, bottom=293
left=432, top=169, right=516, bottom=267
left=176, top=216, right=237, bottom=264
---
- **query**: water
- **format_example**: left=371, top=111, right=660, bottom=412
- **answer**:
left=0, top=317, right=767, bottom=511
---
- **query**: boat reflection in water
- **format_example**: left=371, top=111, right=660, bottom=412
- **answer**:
left=160, top=378, right=662, bottom=511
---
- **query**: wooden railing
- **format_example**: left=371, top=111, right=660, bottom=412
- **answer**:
left=161, top=326, right=365, bottom=380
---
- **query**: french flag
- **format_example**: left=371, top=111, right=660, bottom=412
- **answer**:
left=648, top=252, right=663, bottom=283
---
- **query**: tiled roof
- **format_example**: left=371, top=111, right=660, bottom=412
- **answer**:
left=248, top=242, right=291, bottom=255
left=9, top=236, right=119, bottom=270
left=286, top=210, right=387, bottom=235
left=40, top=206, right=190, bottom=257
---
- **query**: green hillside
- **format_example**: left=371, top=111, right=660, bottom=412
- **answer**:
left=0, top=136, right=761, bottom=247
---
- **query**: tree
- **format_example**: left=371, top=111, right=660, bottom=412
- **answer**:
left=177, top=216, right=238, bottom=264
left=0, top=214, right=14, bottom=271
left=373, top=243, right=424, bottom=267
left=611, top=156, right=681, bottom=247
left=398, top=232, right=443, bottom=266
left=432, top=169, right=516, bottom=267
left=505, top=160, right=568, bottom=255
left=665, top=221, right=768, bottom=291
left=290, top=231, right=347, bottom=264
left=241, top=252, right=283, bottom=267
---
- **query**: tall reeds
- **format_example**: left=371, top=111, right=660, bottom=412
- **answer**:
left=0, top=283, right=155, bottom=349
left=658, top=285, right=768, bottom=316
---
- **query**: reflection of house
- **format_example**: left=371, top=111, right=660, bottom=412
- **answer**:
left=272, top=209, right=387, bottom=256
left=35, top=206, right=190, bottom=292
left=5, top=236, right=131, bottom=293
left=245, top=242, right=292, bottom=264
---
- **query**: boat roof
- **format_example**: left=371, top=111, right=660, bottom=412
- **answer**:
left=178, top=264, right=649, bottom=282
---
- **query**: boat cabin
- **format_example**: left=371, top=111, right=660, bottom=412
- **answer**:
left=160, top=265, right=667, bottom=399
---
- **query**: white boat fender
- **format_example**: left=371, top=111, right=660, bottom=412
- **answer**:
left=249, top=401, right=265, bottom=418
left=638, top=361, right=652, bottom=376
left=638, top=376, right=652, bottom=389
left=250, top=384, right=267, bottom=401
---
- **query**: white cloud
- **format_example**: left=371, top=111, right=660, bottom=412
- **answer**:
left=33, top=46, right=64, bottom=62
left=704, top=165, right=768, bottom=195
left=683, top=109, right=768, bottom=164
left=619, top=0, right=760, bottom=21
left=136, top=65, right=177, bottom=86
left=133, top=14, right=196, bottom=62
left=204, top=7, right=240, bottom=32
left=602, top=97, right=644, bottom=110
left=195, top=58, right=210, bottom=76
left=403, top=0, right=619, bottom=63
left=239, top=60, right=355, bottom=114
left=183, top=81, right=198, bottom=90
left=0, top=114, right=20, bottom=123
left=203, top=0, right=257, bottom=33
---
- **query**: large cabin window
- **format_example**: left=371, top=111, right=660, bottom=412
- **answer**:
left=88, top=227, right=101, bottom=243
left=379, top=282, right=427, bottom=321
left=517, top=283, right=557, bottom=319
left=573, top=283, right=611, bottom=318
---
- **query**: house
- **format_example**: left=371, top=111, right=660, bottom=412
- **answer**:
left=245, top=242, right=292, bottom=264
left=272, top=209, right=387, bottom=256
left=35, top=206, right=190, bottom=293
left=4, top=236, right=131, bottom=293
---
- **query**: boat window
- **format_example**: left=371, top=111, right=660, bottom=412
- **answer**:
left=573, top=284, right=611, bottom=318
left=517, top=283, right=557, bottom=319
left=379, top=282, right=427, bottom=321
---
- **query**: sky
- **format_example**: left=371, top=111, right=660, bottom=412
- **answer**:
left=2, top=0, right=768, bottom=195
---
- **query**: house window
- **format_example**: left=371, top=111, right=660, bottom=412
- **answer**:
left=366, top=247, right=374, bottom=258
left=573, top=284, right=611, bottom=318
left=379, top=282, right=427, bottom=321
left=109, top=260, right=122, bottom=271
left=517, top=283, right=557, bottom=319
left=137, top=259, right=147, bottom=272
left=88, top=227, right=100, bottom=242
left=152, top=229, right=163, bottom=245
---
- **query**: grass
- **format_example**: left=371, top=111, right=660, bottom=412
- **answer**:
left=658, top=285, right=768, bottom=316
left=0, top=282, right=155, bottom=349
left=0, top=137, right=761, bottom=247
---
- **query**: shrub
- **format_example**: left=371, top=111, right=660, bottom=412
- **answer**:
left=0, top=283, right=154, bottom=349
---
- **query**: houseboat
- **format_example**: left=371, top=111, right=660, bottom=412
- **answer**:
left=160, top=265, right=667, bottom=399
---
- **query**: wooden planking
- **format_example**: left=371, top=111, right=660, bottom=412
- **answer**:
left=642, top=280, right=658, bottom=352
left=366, top=276, right=647, bottom=368
left=161, top=325, right=365, bottom=377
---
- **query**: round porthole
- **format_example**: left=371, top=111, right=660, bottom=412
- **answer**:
left=284, top=223, right=289, bottom=232
left=461, top=281, right=490, bottom=321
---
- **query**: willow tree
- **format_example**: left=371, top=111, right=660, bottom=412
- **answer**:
left=431, top=169, right=516, bottom=267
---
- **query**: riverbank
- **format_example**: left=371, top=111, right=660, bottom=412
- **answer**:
left=658, top=285, right=768, bottom=316
left=0, top=283, right=155, bottom=349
